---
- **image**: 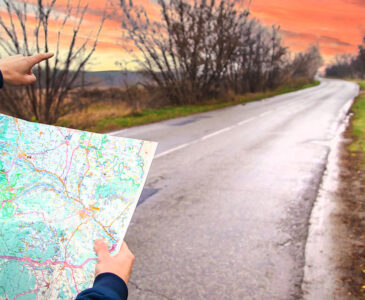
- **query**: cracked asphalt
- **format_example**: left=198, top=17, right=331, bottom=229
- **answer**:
left=111, top=78, right=359, bottom=299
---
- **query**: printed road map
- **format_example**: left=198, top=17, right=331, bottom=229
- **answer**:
left=0, top=113, right=157, bottom=299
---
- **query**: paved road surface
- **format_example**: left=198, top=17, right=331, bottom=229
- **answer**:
left=111, top=78, right=359, bottom=299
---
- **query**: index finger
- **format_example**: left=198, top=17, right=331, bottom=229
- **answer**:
left=27, top=53, right=54, bottom=66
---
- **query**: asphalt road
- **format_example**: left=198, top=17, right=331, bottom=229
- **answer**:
left=111, top=78, right=359, bottom=299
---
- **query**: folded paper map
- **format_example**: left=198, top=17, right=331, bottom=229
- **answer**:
left=0, top=113, right=157, bottom=299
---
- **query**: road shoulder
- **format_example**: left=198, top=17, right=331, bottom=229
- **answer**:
left=302, top=83, right=364, bottom=299
left=334, top=119, right=365, bottom=298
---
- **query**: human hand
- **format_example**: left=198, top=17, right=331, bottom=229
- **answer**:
left=0, top=53, right=54, bottom=86
left=94, top=239, right=135, bottom=284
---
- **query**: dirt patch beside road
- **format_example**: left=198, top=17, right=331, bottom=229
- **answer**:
left=334, top=122, right=365, bottom=299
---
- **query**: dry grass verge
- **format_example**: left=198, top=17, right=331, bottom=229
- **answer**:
left=57, top=80, right=320, bottom=133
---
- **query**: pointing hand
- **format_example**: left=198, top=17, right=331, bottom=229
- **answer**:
left=0, top=53, right=54, bottom=86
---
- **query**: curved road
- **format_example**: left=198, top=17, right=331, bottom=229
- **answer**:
left=111, top=78, right=359, bottom=299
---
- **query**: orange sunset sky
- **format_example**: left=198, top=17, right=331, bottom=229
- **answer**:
left=1, top=0, right=364, bottom=71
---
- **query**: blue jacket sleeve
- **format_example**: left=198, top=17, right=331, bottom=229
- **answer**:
left=75, top=273, right=128, bottom=300
left=0, top=70, right=4, bottom=88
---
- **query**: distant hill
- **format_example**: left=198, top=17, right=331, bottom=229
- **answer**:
left=77, top=70, right=143, bottom=88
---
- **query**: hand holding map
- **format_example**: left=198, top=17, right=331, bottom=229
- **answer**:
left=94, top=239, right=134, bottom=284
left=0, top=114, right=157, bottom=299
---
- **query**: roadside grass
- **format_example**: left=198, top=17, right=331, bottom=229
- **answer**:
left=58, top=80, right=320, bottom=133
left=348, top=80, right=365, bottom=163
left=57, top=102, right=132, bottom=131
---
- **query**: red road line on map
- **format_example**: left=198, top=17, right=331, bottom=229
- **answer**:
left=0, top=255, right=97, bottom=268
left=15, top=288, right=39, bottom=299
left=60, top=142, right=69, bottom=178
left=15, top=210, right=48, bottom=223
left=71, top=267, right=79, bottom=294
left=48, top=267, right=63, bottom=298
left=21, top=156, right=84, bottom=207
left=63, top=220, right=89, bottom=265
left=76, top=133, right=93, bottom=202
left=57, top=127, right=66, bottom=138
left=77, top=150, right=90, bottom=202
left=107, top=202, right=134, bottom=229
left=64, top=145, right=80, bottom=180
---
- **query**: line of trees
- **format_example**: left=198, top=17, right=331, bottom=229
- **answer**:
left=0, top=0, right=323, bottom=124
left=325, top=35, right=365, bottom=79
left=120, top=0, right=323, bottom=106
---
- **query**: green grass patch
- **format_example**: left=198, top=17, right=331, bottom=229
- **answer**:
left=86, top=80, right=320, bottom=133
left=348, top=80, right=365, bottom=159
left=357, top=81, right=365, bottom=90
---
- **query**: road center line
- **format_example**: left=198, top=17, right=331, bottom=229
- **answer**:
left=237, top=117, right=257, bottom=126
left=259, top=110, right=273, bottom=117
left=154, top=142, right=193, bottom=159
left=155, top=114, right=263, bottom=159
left=200, top=126, right=234, bottom=141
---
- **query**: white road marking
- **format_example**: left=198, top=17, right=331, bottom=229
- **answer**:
left=259, top=110, right=273, bottom=117
left=108, top=128, right=129, bottom=136
left=154, top=142, right=193, bottom=159
left=237, top=117, right=257, bottom=126
left=200, top=126, right=234, bottom=141
left=155, top=114, right=265, bottom=158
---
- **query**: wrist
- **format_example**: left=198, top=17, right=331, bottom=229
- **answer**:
left=0, top=64, right=13, bottom=85
left=0, top=65, right=9, bottom=84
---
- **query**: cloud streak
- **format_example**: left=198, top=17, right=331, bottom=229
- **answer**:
left=249, top=0, right=364, bottom=63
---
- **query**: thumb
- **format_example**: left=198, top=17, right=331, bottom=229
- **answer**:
left=115, top=241, right=135, bottom=263
left=24, top=74, right=36, bottom=85
left=94, top=239, right=110, bottom=262
left=116, top=241, right=131, bottom=257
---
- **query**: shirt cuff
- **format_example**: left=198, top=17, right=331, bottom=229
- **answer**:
left=0, top=70, right=3, bottom=88
left=93, top=272, right=128, bottom=299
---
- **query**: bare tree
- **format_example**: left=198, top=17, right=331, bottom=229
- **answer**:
left=266, top=25, right=287, bottom=89
left=355, top=35, right=365, bottom=78
left=0, top=0, right=106, bottom=123
left=120, top=0, right=249, bottom=105
left=325, top=54, right=357, bottom=78
left=119, top=0, right=321, bottom=108
left=230, top=20, right=287, bottom=93
left=239, top=21, right=271, bottom=92
left=290, top=45, right=323, bottom=81
left=325, top=35, right=365, bottom=79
